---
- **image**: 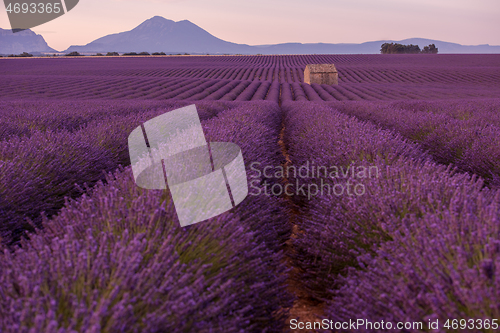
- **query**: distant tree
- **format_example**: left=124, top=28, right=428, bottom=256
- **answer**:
left=138, top=52, right=150, bottom=56
left=380, top=43, right=390, bottom=54
left=381, top=43, right=420, bottom=54
left=123, top=52, right=138, bottom=56
left=396, top=44, right=406, bottom=53
left=382, top=43, right=438, bottom=54
left=406, top=44, right=421, bottom=54
left=183, top=53, right=190, bottom=55
left=95, top=53, right=104, bottom=56
left=106, top=52, right=119, bottom=56
left=8, top=52, right=33, bottom=57
left=152, top=52, right=166, bottom=55
left=422, top=44, right=439, bottom=54
left=65, top=51, right=81, bottom=56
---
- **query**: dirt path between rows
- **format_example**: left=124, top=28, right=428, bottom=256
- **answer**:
left=277, top=108, right=325, bottom=332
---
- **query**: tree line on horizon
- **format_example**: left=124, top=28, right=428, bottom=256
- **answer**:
left=381, top=43, right=438, bottom=54
left=2, top=46, right=440, bottom=58
left=65, top=51, right=170, bottom=56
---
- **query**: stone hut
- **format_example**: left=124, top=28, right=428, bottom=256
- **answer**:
left=304, top=64, right=338, bottom=85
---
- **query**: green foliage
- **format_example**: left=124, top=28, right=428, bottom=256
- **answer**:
left=381, top=43, right=438, bottom=54
left=64, top=52, right=81, bottom=57
left=8, top=52, right=33, bottom=57
left=422, top=43, right=439, bottom=54
left=122, top=52, right=151, bottom=56
left=151, top=52, right=166, bottom=55
left=106, top=52, right=119, bottom=56
left=380, top=43, right=420, bottom=54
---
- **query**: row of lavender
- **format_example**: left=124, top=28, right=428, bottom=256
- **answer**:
left=0, top=55, right=378, bottom=78
left=282, top=101, right=500, bottom=331
left=3, top=74, right=499, bottom=101
left=0, top=101, right=293, bottom=332
left=84, top=66, right=500, bottom=86
left=331, top=99, right=500, bottom=188
left=101, top=66, right=304, bottom=83
left=3, top=55, right=499, bottom=77
left=0, top=99, right=255, bottom=245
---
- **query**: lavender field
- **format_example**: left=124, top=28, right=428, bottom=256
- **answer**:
left=1, top=54, right=500, bottom=332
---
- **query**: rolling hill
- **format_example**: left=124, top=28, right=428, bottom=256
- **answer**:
left=0, top=28, right=57, bottom=55
left=2, top=16, right=499, bottom=55
left=64, top=16, right=500, bottom=54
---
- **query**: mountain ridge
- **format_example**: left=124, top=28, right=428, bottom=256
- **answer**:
left=0, top=28, right=57, bottom=54
left=65, top=16, right=255, bottom=54
left=63, top=17, right=500, bottom=54
left=3, top=16, right=499, bottom=55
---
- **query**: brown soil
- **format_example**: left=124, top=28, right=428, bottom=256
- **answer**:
left=278, top=115, right=325, bottom=333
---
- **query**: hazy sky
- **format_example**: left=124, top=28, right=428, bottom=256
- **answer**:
left=1, top=0, right=499, bottom=51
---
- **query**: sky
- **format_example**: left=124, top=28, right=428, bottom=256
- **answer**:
left=1, top=0, right=499, bottom=51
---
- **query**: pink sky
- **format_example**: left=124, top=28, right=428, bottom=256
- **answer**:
left=1, top=0, right=499, bottom=51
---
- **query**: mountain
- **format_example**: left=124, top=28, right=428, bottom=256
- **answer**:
left=60, top=16, right=499, bottom=55
left=254, top=39, right=500, bottom=54
left=0, top=28, right=57, bottom=55
left=65, top=16, right=254, bottom=54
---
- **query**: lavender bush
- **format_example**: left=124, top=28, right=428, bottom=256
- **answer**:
left=250, top=81, right=271, bottom=101
left=331, top=99, right=500, bottom=187
left=282, top=100, right=499, bottom=304
left=0, top=168, right=291, bottom=333
left=326, top=179, right=500, bottom=332
left=0, top=101, right=292, bottom=332
left=0, top=100, right=247, bottom=246
left=2, top=53, right=500, bottom=330
left=202, top=101, right=290, bottom=249
left=283, top=101, right=429, bottom=299
left=235, top=81, right=261, bottom=101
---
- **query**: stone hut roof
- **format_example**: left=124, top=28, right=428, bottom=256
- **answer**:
left=305, top=64, right=338, bottom=73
